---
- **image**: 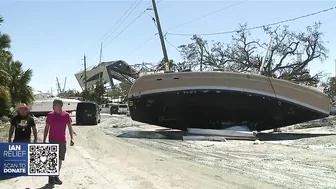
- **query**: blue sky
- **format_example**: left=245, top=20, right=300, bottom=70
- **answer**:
left=0, top=0, right=335, bottom=92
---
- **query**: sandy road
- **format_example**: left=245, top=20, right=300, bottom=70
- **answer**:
left=0, top=125, right=277, bottom=189
left=1, top=114, right=336, bottom=189
left=101, top=115, right=336, bottom=189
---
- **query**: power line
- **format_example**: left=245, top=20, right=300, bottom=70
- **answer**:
left=88, top=0, right=143, bottom=59
left=126, top=33, right=158, bottom=58
left=87, top=0, right=144, bottom=59
left=94, top=9, right=147, bottom=58
left=125, top=1, right=166, bottom=58
left=167, top=6, right=336, bottom=36
left=86, top=0, right=163, bottom=62
left=103, top=11, right=146, bottom=48
left=166, top=0, right=247, bottom=32
left=147, top=0, right=163, bottom=9
left=86, top=0, right=140, bottom=56
left=145, top=10, right=153, bottom=18
left=164, top=38, right=180, bottom=53
left=144, top=9, right=158, bottom=28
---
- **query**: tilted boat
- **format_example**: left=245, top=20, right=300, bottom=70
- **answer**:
left=127, top=71, right=331, bottom=131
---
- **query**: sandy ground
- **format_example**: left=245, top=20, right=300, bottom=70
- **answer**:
left=0, top=114, right=336, bottom=189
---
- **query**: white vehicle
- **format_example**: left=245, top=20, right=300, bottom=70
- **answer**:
left=117, top=104, right=128, bottom=114
left=100, top=103, right=113, bottom=114
left=29, top=91, right=81, bottom=116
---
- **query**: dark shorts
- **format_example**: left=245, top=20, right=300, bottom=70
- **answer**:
left=13, top=138, right=30, bottom=143
left=49, top=140, right=66, bottom=161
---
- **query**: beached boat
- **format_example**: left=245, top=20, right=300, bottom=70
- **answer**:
left=30, top=92, right=81, bottom=116
left=127, top=71, right=330, bottom=131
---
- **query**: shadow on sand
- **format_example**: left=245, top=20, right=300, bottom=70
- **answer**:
left=117, top=129, right=336, bottom=141
left=117, top=129, right=185, bottom=140
left=0, top=177, right=54, bottom=189
left=72, top=123, right=97, bottom=127
left=257, top=132, right=336, bottom=141
left=35, top=183, right=54, bottom=189
left=0, top=176, right=19, bottom=181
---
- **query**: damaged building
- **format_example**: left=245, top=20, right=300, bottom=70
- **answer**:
left=74, top=60, right=138, bottom=90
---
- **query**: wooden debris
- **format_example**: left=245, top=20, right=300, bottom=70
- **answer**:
left=183, top=135, right=226, bottom=141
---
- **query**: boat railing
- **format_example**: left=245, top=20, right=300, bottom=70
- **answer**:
left=139, top=71, right=164, bottom=77
left=34, top=93, right=55, bottom=100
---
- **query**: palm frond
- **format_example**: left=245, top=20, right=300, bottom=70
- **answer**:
left=0, top=33, right=11, bottom=50
left=0, top=86, right=10, bottom=101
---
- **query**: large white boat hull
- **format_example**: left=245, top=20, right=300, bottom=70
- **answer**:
left=128, top=71, right=331, bottom=131
left=30, top=98, right=80, bottom=116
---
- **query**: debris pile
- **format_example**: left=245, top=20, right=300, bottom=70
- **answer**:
left=289, top=116, right=336, bottom=130
left=183, top=126, right=258, bottom=141
left=0, top=116, right=10, bottom=129
left=33, top=116, right=46, bottom=125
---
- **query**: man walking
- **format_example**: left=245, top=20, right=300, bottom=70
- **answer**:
left=43, top=99, right=74, bottom=185
left=8, top=103, right=37, bottom=143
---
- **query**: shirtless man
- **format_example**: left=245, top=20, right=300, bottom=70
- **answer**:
left=43, top=99, right=74, bottom=185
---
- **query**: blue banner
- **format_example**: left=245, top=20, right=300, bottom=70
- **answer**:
left=0, top=143, right=59, bottom=178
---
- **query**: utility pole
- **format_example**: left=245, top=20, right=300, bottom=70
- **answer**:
left=83, top=54, right=87, bottom=91
left=200, top=48, right=204, bottom=72
left=99, top=42, right=103, bottom=64
left=259, top=37, right=273, bottom=75
left=151, top=0, right=170, bottom=71
left=334, top=59, right=336, bottom=78
left=99, top=42, right=103, bottom=83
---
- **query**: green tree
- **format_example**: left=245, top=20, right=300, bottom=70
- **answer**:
left=178, top=35, right=209, bottom=71
left=0, top=16, right=12, bottom=116
left=107, top=84, right=123, bottom=98
left=0, top=16, right=34, bottom=116
left=58, top=89, right=81, bottom=98
left=81, top=81, right=106, bottom=103
left=0, top=52, right=12, bottom=111
left=81, top=89, right=92, bottom=101
left=6, top=60, right=34, bottom=104
left=156, top=59, right=176, bottom=71
left=321, top=76, right=336, bottom=102
left=119, top=82, right=131, bottom=96
left=178, top=35, right=225, bottom=71
left=93, top=81, right=106, bottom=104
left=178, top=22, right=328, bottom=85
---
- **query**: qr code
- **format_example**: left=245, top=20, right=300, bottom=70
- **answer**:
left=27, top=144, right=59, bottom=176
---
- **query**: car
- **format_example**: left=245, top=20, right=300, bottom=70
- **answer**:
left=110, top=104, right=119, bottom=115
left=100, top=103, right=112, bottom=114
left=117, top=104, right=128, bottom=114
left=76, top=101, right=101, bottom=125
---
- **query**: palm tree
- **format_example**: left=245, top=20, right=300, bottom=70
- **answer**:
left=0, top=16, right=11, bottom=81
left=0, top=16, right=12, bottom=116
left=0, top=16, right=11, bottom=51
left=0, top=16, right=34, bottom=116
left=7, top=60, right=34, bottom=105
